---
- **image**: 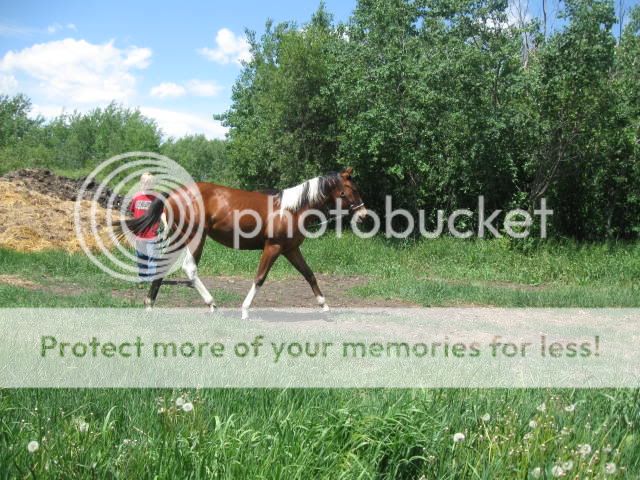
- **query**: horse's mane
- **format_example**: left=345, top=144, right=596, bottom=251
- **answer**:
left=275, top=173, right=341, bottom=213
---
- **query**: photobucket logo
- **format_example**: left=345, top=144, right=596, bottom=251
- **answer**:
left=73, top=152, right=204, bottom=282
left=232, top=195, right=552, bottom=246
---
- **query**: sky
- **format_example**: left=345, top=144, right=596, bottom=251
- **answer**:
left=1, top=1, right=637, bottom=140
left=0, top=0, right=355, bottom=140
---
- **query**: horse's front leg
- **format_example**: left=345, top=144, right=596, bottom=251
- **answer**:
left=242, top=243, right=281, bottom=320
left=283, top=247, right=329, bottom=312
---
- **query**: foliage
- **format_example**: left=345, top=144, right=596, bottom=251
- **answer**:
left=0, top=100, right=230, bottom=184
left=161, top=135, right=232, bottom=184
left=219, top=0, right=640, bottom=240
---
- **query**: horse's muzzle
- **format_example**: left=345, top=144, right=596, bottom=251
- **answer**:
left=352, top=205, right=368, bottom=223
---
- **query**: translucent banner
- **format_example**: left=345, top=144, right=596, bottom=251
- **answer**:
left=0, top=308, right=638, bottom=388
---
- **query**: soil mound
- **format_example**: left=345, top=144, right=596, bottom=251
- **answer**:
left=0, top=180, right=118, bottom=252
left=2, top=169, right=124, bottom=209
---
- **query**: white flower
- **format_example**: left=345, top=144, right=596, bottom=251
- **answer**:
left=537, top=402, right=546, bottom=412
left=529, top=420, right=537, bottom=428
left=564, top=404, right=576, bottom=412
left=604, top=463, right=617, bottom=475
left=27, top=440, right=39, bottom=453
left=182, top=402, right=194, bottom=413
left=531, top=467, right=542, bottom=478
left=453, top=432, right=465, bottom=443
left=551, top=465, right=565, bottom=477
left=578, top=443, right=592, bottom=457
left=481, top=413, right=491, bottom=422
left=77, top=421, right=89, bottom=433
left=175, top=397, right=185, bottom=407
left=562, top=460, right=574, bottom=471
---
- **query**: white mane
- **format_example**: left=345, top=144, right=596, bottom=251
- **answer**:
left=279, top=177, right=326, bottom=213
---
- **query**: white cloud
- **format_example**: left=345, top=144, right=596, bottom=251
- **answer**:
left=139, top=106, right=228, bottom=139
left=150, top=82, right=186, bottom=98
left=0, top=22, right=77, bottom=37
left=0, top=38, right=152, bottom=104
left=186, top=79, right=222, bottom=97
left=198, top=28, right=251, bottom=66
left=30, top=103, right=69, bottom=119
left=0, top=74, right=18, bottom=93
left=150, top=79, right=222, bottom=99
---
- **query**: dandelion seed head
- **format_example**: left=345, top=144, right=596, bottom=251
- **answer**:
left=453, top=432, right=465, bottom=443
left=531, top=467, right=542, bottom=479
left=551, top=465, right=564, bottom=477
left=605, top=463, right=617, bottom=475
left=27, top=440, right=39, bottom=453
left=175, top=397, right=185, bottom=407
left=182, top=402, right=194, bottom=413
left=578, top=444, right=592, bottom=457
left=481, top=413, right=491, bottom=422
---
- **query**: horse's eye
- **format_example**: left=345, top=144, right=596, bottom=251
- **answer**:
left=340, top=191, right=346, bottom=197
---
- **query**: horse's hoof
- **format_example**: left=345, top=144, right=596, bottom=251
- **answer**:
left=241, top=309, right=249, bottom=320
left=322, top=304, right=330, bottom=312
left=145, top=305, right=153, bottom=312
left=209, top=304, right=217, bottom=313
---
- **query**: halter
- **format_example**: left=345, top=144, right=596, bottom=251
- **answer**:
left=311, top=202, right=366, bottom=227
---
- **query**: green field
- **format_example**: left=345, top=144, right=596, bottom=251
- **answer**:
left=1, top=236, right=639, bottom=478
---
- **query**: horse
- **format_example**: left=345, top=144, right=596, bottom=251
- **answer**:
left=123, top=167, right=366, bottom=319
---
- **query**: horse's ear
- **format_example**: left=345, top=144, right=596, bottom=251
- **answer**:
left=341, top=167, right=353, bottom=179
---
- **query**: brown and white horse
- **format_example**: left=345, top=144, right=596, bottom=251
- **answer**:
left=124, top=167, right=366, bottom=318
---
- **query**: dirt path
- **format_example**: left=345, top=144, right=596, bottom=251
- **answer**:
left=113, top=274, right=417, bottom=308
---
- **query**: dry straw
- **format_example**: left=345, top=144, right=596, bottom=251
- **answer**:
left=0, top=180, right=118, bottom=253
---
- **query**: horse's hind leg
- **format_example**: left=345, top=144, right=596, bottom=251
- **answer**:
left=284, top=247, right=329, bottom=311
left=144, top=278, right=163, bottom=310
left=182, top=236, right=216, bottom=312
left=242, top=243, right=281, bottom=319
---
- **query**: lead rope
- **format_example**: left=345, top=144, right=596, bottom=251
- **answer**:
left=309, top=202, right=365, bottom=228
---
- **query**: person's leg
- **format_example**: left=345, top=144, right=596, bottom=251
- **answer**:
left=135, top=240, right=152, bottom=282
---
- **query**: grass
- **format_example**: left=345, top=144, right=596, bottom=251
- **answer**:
left=1, top=236, right=639, bottom=477
left=1, top=389, right=638, bottom=478
left=1, top=234, right=639, bottom=307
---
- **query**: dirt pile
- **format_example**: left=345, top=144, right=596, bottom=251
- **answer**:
left=2, top=169, right=124, bottom=209
left=0, top=180, right=119, bottom=252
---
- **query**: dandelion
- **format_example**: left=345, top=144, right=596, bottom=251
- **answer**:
left=537, top=402, right=546, bottom=412
left=551, top=465, right=565, bottom=477
left=604, top=463, right=617, bottom=475
left=27, top=440, right=39, bottom=453
left=564, top=404, right=576, bottom=412
left=453, top=432, right=465, bottom=443
left=531, top=467, right=542, bottom=479
left=562, top=460, right=574, bottom=471
left=175, top=397, right=185, bottom=407
left=182, top=402, right=194, bottom=413
left=578, top=444, right=592, bottom=457
left=603, top=445, right=613, bottom=453
left=481, top=413, right=491, bottom=422
left=529, top=420, right=537, bottom=428
left=77, top=421, right=89, bottom=433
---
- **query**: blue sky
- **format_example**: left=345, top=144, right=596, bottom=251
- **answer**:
left=1, top=0, right=637, bottom=140
left=0, top=0, right=355, bottom=139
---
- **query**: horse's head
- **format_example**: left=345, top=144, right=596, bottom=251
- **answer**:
left=330, top=167, right=367, bottom=223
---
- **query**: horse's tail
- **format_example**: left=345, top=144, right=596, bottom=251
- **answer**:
left=120, top=196, right=166, bottom=239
